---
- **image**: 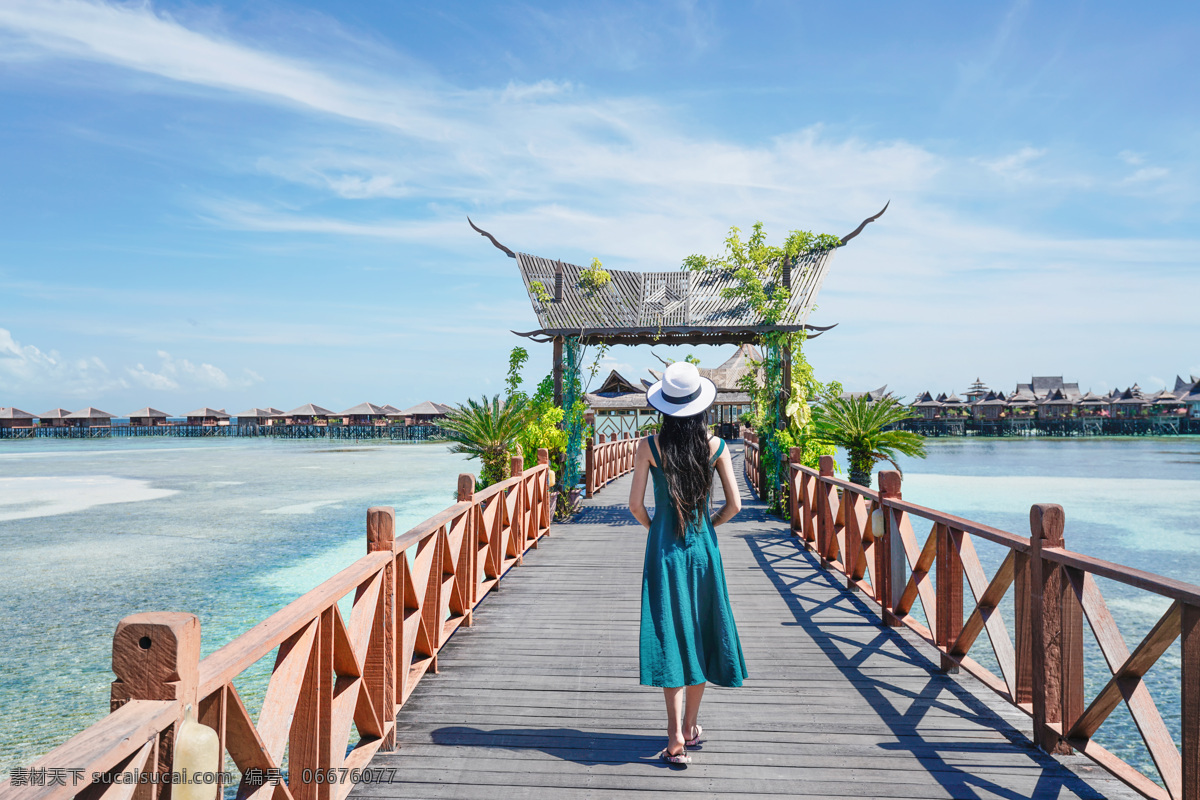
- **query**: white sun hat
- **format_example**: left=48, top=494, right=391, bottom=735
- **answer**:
left=646, top=362, right=718, bottom=417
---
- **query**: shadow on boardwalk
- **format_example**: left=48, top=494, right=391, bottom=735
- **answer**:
left=353, top=445, right=1138, bottom=799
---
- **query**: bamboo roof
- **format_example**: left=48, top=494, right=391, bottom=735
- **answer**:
left=470, top=206, right=887, bottom=345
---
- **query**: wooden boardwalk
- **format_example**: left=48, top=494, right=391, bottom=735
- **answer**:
left=354, top=445, right=1140, bottom=799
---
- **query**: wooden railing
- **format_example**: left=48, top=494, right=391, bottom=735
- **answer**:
left=2, top=451, right=556, bottom=800
left=585, top=433, right=643, bottom=497
left=787, top=451, right=1200, bottom=800
left=743, top=432, right=763, bottom=499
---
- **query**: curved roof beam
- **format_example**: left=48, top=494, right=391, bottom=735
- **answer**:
left=467, top=217, right=516, bottom=258
left=839, top=202, right=890, bottom=246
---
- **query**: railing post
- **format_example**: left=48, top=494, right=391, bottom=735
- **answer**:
left=1015, top=546, right=1033, bottom=707
left=817, top=455, right=835, bottom=566
left=1184, top=602, right=1199, bottom=800
left=111, top=612, right=201, bottom=796
left=366, top=506, right=397, bottom=747
left=1029, top=503, right=1082, bottom=755
left=935, top=523, right=963, bottom=673
left=536, top=449, right=551, bottom=533
left=585, top=438, right=595, bottom=498
left=879, top=470, right=904, bottom=628
left=788, top=447, right=802, bottom=537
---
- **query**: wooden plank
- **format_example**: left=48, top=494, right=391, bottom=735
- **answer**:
left=1184, top=603, right=1200, bottom=800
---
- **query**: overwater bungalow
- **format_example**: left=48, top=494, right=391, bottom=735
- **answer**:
left=283, top=404, right=335, bottom=425
left=1183, top=383, right=1200, bottom=418
left=37, top=408, right=72, bottom=428
left=974, top=390, right=1008, bottom=420
left=1077, top=391, right=1110, bottom=416
left=341, top=402, right=389, bottom=426
left=1006, top=388, right=1037, bottom=417
left=911, top=391, right=942, bottom=419
left=184, top=407, right=231, bottom=426
left=65, top=407, right=117, bottom=428
left=0, top=407, right=35, bottom=428
left=400, top=401, right=450, bottom=426
left=1112, top=385, right=1147, bottom=417
left=939, top=392, right=969, bottom=417
left=235, top=408, right=277, bottom=426
left=128, top=407, right=171, bottom=426
left=1037, top=388, right=1075, bottom=419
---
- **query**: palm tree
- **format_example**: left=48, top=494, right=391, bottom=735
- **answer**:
left=441, top=394, right=530, bottom=487
left=810, top=395, right=926, bottom=487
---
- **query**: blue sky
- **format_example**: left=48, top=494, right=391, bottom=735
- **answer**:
left=0, top=0, right=1196, bottom=414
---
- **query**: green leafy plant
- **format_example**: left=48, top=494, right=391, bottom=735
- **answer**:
left=579, top=257, right=612, bottom=294
left=809, top=395, right=927, bottom=487
left=529, top=281, right=553, bottom=305
left=442, top=394, right=530, bottom=488
left=505, top=346, right=529, bottom=402
left=518, top=375, right=568, bottom=470
left=683, top=221, right=841, bottom=511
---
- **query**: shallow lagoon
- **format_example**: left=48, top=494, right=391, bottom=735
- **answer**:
left=1, top=435, right=1197, bottom=784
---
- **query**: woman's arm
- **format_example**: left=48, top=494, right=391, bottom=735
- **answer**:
left=628, top=437, right=653, bottom=530
left=710, top=445, right=742, bottom=527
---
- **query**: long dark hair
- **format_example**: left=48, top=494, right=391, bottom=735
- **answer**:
left=657, top=412, right=712, bottom=537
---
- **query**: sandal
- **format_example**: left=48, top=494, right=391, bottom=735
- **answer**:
left=685, top=724, right=703, bottom=747
left=659, top=745, right=691, bottom=765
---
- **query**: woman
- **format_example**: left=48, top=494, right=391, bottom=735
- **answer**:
left=628, top=361, right=747, bottom=765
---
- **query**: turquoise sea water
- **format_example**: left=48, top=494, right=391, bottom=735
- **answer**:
left=1, top=436, right=1197, bottom=786
left=0, top=438, right=471, bottom=778
left=874, top=436, right=1200, bottom=786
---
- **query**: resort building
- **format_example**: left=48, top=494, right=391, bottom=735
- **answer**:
left=398, top=401, right=450, bottom=426
left=911, top=392, right=942, bottom=420
left=235, top=408, right=281, bottom=426
left=341, top=402, right=389, bottom=426
left=0, top=407, right=35, bottom=428
left=284, top=404, right=336, bottom=425
left=37, top=408, right=73, bottom=428
left=586, top=345, right=759, bottom=440
left=184, top=407, right=231, bottom=426
left=128, top=408, right=171, bottom=426
left=64, top=408, right=117, bottom=428
left=842, top=385, right=890, bottom=403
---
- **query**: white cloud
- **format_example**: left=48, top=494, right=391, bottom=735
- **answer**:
left=0, top=327, right=127, bottom=398
left=125, top=350, right=262, bottom=391
left=977, top=146, right=1047, bottom=181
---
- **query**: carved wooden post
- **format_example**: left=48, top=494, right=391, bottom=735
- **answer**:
left=553, top=337, right=563, bottom=407
left=111, top=612, right=201, bottom=797
left=936, top=524, right=963, bottom=673
left=1029, top=503, right=1082, bottom=755
left=585, top=438, right=595, bottom=498
left=366, top=507, right=397, bottom=747
left=1184, top=603, right=1200, bottom=800
left=456, top=474, right=478, bottom=616
left=878, top=470, right=904, bottom=628
left=817, top=455, right=835, bottom=566
left=788, top=447, right=802, bottom=537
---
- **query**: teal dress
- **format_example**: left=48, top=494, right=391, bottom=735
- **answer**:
left=640, top=436, right=748, bottom=688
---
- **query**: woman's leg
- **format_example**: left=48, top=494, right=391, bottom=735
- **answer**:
left=661, top=687, right=686, bottom=754
left=683, top=682, right=706, bottom=740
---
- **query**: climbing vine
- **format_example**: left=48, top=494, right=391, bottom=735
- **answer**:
left=684, top=222, right=842, bottom=512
